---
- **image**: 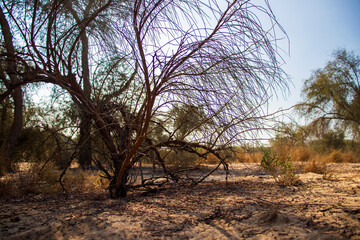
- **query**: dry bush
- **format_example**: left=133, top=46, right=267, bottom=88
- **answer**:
left=271, top=143, right=291, bottom=158
left=339, top=151, right=357, bottom=163
left=202, top=150, right=238, bottom=164
left=203, top=153, right=220, bottom=164
left=300, top=155, right=339, bottom=180
left=321, top=163, right=339, bottom=181
left=18, top=162, right=62, bottom=194
left=278, top=171, right=301, bottom=186
left=234, top=152, right=262, bottom=163
left=289, top=146, right=312, bottom=162
left=302, top=159, right=327, bottom=174
left=322, top=169, right=337, bottom=181
left=166, top=151, right=200, bottom=166
left=62, top=170, right=108, bottom=192
left=322, top=149, right=357, bottom=163
left=93, top=172, right=110, bottom=189
left=0, top=162, right=108, bottom=197
left=327, top=150, right=344, bottom=163
left=0, top=162, right=61, bottom=197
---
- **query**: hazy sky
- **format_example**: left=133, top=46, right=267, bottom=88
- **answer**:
left=266, top=0, right=360, bottom=115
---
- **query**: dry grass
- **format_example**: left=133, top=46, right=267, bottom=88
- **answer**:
left=326, top=150, right=357, bottom=163
left=202, top=153, right=220, bottom=164
left=302, top=159, right=327, bottom=174
left=289, top=146, right=312, bottom=162
left=0, top=162, right=108, bottom=197
left=291, top=147, right=359, bottom=178
left=302, top=149, right=358, bottom=164
left=0, top=162, right=60, bottom=197
left=234, top=152, right=262, bottom=163
left=62, top=169, right=109, bottom=192
left=201, top=150, right=263, bottom=164
left=274, top=146, right=359, bottom=164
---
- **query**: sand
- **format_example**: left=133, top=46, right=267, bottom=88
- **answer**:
left=1, top=163, right=360, bottom=239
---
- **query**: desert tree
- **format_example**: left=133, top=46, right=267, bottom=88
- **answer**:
left=297, top=49, right=360, bottom=140
left=0, top=0, right=289, bottom=198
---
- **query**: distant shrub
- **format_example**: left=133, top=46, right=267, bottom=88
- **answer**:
left=321, top=149, right=357, bottom=163
left=302, top=160, right=327, bottom=174
left=0, top=162, right=106, bottom=197
left=340, top=151, right=357, bottom=163
left=234, top=152, right=262, bottom=163
left=290, top=146, right=312, bottom=162
left=203, top=153, right=220, bottom=164
left=62, top=169, right=105, bottom=192
left=0, top=162, right=61, bottom=197
left=165, top=150, right=200, bottom=167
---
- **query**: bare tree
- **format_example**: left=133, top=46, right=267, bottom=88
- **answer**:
left=0, top=0, right=288, bottom=198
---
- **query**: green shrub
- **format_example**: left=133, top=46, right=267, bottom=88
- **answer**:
left=261, top=150, right=300, bottom=186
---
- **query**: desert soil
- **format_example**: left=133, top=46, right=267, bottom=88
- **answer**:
left=1, top=163, right=360, bottom=240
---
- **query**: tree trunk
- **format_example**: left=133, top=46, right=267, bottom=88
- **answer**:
left=2, top=89, right=23, bottom=171
left=78, top=21, right=92, bottom=169
left=0, top=7, right=23, bottom=172
left=0, top=97, right=9, bottom=143
left=78, top=111, right=92, bottom=169
left=65, top=1, right=93, bottom=169
left=109, top=153, right=129, bottom=198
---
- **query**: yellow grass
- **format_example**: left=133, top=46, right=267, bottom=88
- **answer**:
left=0, top=162, right=108, bottom=197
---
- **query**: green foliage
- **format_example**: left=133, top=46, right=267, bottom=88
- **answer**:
left=170, top=104, right=209, bottom=140
left=261, top=150, right=300, bottom=186
left=297, top=49, right=360, bottom=140
left=271, top=123, right=310, bottom=148
left=148, top=119, right=169, bottom=144
left=310, top=130, right=345, bottom=153
left=165, top=150, right=199, bottom=168
left=11, top=127, right=73, bottom=169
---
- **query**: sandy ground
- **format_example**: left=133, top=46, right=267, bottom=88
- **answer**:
left=1, top=163, right=360, bottom=239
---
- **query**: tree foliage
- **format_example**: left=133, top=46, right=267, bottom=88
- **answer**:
left=297, top=49, right=360, bottom=139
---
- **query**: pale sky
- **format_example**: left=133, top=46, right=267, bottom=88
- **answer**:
left=267, top=0, right=360, bottom=116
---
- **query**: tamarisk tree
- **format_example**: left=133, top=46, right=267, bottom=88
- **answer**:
left=0, top=0, right=288, bottom=198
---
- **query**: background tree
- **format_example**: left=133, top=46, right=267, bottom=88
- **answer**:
left=0, top=0, right=289, bottom=198
left=297, top=49, right=360, bottom=140
left=63, top=0, right=94, bottom=170
left=0, top=7, right=23, bottom=173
